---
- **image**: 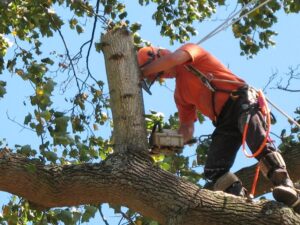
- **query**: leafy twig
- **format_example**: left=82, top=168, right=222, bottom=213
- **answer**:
left=6, top=111, right=35, bottom=132
left=81, top=0, right=101, bottom=90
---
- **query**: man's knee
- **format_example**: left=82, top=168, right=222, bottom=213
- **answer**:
left=206, top=172, right=247, bottom=197
left=204, top=167, right=228, bottom=181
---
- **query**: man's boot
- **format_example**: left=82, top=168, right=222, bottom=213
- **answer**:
left=213, top=172, right=247, bottom=197
left=259, top=151, right=300, bottom=213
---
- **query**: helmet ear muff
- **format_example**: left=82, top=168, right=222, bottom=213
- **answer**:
left=147, top=50, right=155, bottom=58
left=139, top=50, right=157, bottom=67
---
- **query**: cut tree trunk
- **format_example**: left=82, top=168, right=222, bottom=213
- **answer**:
left=101, top=27, right=148, bottom=153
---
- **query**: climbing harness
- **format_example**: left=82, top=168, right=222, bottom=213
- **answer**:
left=185, top=65, right=275, bottom=197
left=185, top=64, right=245, bottom=121
left=185, top=64, right=271, bottom=157
left=190, top=72, right=300, bottom=128
left=241, top=89, right=271, bottom=159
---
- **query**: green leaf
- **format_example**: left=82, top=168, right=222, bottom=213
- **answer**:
left=104, top=4, right=113, bottom=14
left=56, top=209, right=73, bottom=224
left=81, top=206, right=98, bottom=223
left=41, top=110, right=52, bottom=121
left=118, top=12, right=127, bottom=20
left=0, top=80, right=7, bottom=98
left=152, top=154, right=165, bottom=162
left=197, top=111, right=205, bottom=124
left=41, top=57, right=54, bottom=65
left=44, top=79, right=56, bottom=94
left=19, top=145, right=32, bottom=156
left=54, top=135, right=73, bottom=147
left=43, top=151, right=58, bottom=163
left=36, top=123, right=44, bottom=136
left=69, top=18, right=78, bottom=29
left=69, top=149, right=78, bottom=158
left=130, top=22, right=141, bottom=32
left=55, top=116, right=69, bottom=133
left=24, top=113, right=32, bottom=125
left=149, top=221, right=159, bottom=225
left=159, top=162, right=171, bottom=171
left=94, top=42, right=103, bottom=53
left=76, top=25, right=84, bottom=34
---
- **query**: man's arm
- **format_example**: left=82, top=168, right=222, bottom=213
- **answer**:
left=178, top=121, right=195, bottom=143
left=141, top=49, right=191, bottom=77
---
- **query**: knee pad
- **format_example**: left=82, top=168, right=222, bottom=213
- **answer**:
left=213, top=172, right=240, bottom=191
left=258, top=151, right=293, bottom=187
left=213, top=172, right=246, bottom=197
left=258, top=151, right=286, bottom=178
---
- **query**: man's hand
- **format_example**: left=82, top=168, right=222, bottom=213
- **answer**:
left=178, top=121, right=195, bottom=144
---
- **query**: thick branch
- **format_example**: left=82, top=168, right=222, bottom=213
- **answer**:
left=0, top=150, right=300, bottom=225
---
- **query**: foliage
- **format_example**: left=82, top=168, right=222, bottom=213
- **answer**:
left=277, top=107, right=300, bottom=153
left=137, top=0, right=300, bottom=56
left=0, top=197, right=99, bottom=225
left=0, top=0, right=299, bottom=224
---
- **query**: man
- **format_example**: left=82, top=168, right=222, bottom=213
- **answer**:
left=137, top=43, right=300, bottom=213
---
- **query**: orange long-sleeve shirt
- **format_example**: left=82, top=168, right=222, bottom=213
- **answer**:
left=174, top=43, right=246, bottom=123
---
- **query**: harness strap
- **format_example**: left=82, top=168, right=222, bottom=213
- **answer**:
left=185, top=65, right=216, bottom=92
left=185, top=65, right=242, bottom=120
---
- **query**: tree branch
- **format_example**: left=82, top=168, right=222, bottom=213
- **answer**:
left=56, top=27, right=81, bottom=92
left=1, top=149, right=300, bottom=225
left=236, top=144, right=300, bottom=197
left=99, top=204, right=110, bottom=225
left=276, top=65, right=300, bottom=92
left=82, top=0, right=101, bottom=88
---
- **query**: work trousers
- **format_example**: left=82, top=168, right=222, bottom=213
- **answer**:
left=204, top=86, right=276, bottom=181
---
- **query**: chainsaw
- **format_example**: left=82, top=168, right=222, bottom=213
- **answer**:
left=149, top=122, right=197, bottom=155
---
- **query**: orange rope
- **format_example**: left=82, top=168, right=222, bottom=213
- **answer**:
left=250, top=164, right=261, bottom=198
left=241, top=89, right=271, bottom=197
left=241, top=89, right=271, bottom=158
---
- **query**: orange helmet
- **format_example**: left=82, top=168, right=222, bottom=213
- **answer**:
left=137, top=46, right=172, bottom=95
left=137, top=46, right=171, bottom=83
left=137, top=46, right=171, bottom=67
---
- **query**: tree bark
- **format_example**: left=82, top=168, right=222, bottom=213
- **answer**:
left=101, top=28, right=148, bottom=153
left=0, top=149, right=300, bottom=225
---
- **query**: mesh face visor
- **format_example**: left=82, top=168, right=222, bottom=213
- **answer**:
left=139, top=48, right=164, bottom=95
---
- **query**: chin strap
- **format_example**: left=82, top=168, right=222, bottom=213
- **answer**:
left=141, top=71, right=164, bottom=95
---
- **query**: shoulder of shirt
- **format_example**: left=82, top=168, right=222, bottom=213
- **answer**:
left=177, top=43, right=207, bottom=63
left=179, top=43, right=203, bottom=50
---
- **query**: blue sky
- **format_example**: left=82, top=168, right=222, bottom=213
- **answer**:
left=0, top=1, right=300, bottom=224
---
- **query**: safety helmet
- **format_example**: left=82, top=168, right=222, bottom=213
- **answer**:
left=137, top=46, right=171, bottom=81
left=137, top=46, right=171, bottom=67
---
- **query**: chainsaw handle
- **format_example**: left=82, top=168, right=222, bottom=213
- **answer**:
left=184, top=137, right=197, bottom=146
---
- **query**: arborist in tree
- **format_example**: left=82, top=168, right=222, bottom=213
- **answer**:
left=137, top=43, right=300, bottom=213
